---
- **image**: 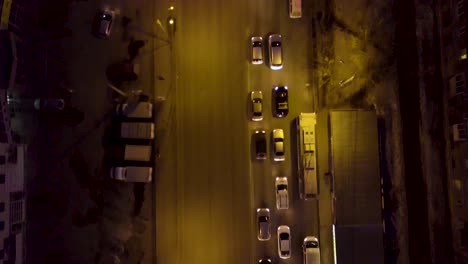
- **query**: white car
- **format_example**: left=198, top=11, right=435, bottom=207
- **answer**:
left=251, top=91, right=263, bottom=121
left=277, top=225, right=291, bottom=259
left=275, top=177, right=289, bottom=210
left=251, top=36, right=264, bottom=64
left=303, top=236, right=321, bottom=264
left=256, top=208, right=271, bottom=241
left=268, top=34, right=283, bottom=70
left=93, top=9, right=115, bottom=39
left=272, top=129, right=285, bottom=161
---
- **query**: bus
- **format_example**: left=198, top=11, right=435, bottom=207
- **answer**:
left=297, top=113, right=318, bottom=199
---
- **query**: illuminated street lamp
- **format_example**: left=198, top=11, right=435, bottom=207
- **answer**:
left=167, top=6, right=176, bottom=33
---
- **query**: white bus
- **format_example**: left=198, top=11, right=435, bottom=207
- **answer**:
left=297, top=113, right=318, bottom=199
left=289, top=0, right=302, bottom=18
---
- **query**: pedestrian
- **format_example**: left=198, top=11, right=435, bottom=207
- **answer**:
left=122, top=16, right=131, bottom=28
left=127, top=39, right=146, bottom=61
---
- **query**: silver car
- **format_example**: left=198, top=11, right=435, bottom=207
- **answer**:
left=256, top=208, right=271, bottom=241
left=251, top=91, right=263, bottom=121
left=268, top=34, right=283, bottom=70
left=277, top=225, right=291, bottom=259
left=33, top=98, right=65, bottom=111
left=251, top=36, right=264, bottom=64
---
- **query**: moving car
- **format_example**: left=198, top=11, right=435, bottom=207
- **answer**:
left=303, top=236, right=321, bottom=264
left=272, top=129, right=285, bottom=161
left=251, top=36, right=264, bottom=64
left=275, top=177, right=289, bottom=209
left=256, top=208, right=271, bottom=241
left=273, top=86, right=289, bottom=117
left=33, top=98, right=65, bottom=111
left=268, top=34, right=283, bottom=70
left=258, top=259, right=272, bottom=264
left=251, top=91, right=263, bottom=121
left=277, top=225, right=291, bottom=259
left=92, top=9, right=115, bottom=39
left=255, top=130, right=267, bottom=160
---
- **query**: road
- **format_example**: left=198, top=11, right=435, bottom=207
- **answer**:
left=154, top=0, right=319, bottom=263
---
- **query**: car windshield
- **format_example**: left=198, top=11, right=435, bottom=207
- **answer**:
left=272, top=41, right=281, bottom=47
left=253, top=41, right=262, bottom=47
left=259, top=216, right=269, bottom=222
left=305, top=241, right=319, bottom=248
left=277, top=184, right=287, bottom=190
left=280, top=233, right=289, bottom=240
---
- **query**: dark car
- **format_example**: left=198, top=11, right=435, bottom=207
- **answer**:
left=273, top=86, right=289, bottom=117
left=92, top=10, right=115, bottom=39
left=258, top=259, right=272, bottom=264
left=255, top=130, right=267, bottom=160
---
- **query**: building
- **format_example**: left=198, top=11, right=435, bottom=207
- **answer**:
left=0, top=143, right=25, bottom=263
left=316, top=110, right=385, bottom=264
left=438, top=0, right=468, bottom=263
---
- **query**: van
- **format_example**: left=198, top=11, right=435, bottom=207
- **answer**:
left=124, top=144, right=152, bottom=162
left=289, top=0, right=302, bottom=18
left=117, top=102, right=153, bottom=119
left=303, top=236, right=320, bottom=264
left=110, top=166, right=152, bottom=182
left=121, top=122, right=155, bottom=139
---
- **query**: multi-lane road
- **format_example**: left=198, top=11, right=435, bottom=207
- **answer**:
left=155, top=0, right=319, bottom=263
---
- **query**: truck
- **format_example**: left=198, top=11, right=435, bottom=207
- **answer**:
left=297, top=113, right=318, bottom=199
left=275, top=177, right=289, bottom=209
left=121, top=122, right=155, bottom=139
left=111, top=144, right=152, bottom=162
left=110, top=166, right=152, bottom=182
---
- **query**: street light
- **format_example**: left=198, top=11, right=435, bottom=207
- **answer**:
left=167, top=6, right=176, bottom=33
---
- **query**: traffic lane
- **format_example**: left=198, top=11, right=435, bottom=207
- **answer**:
left=173, top=0, right=251, bottom=263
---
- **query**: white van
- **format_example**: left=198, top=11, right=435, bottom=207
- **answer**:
left=110, top=166, right=152, bottom=182
left=123, top=144, right=152, bottom=162
left=289, top=0, right=302, bottom=18
left=121, top=122, right=155, bottom=139
left=117, top=102, right=153, bottom=119
left=303, top=236, right=320, bottom=264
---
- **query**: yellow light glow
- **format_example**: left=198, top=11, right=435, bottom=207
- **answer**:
left=169, top=19, right=174, bottom=25
left=168, top=6, right=175, bottom=10
left=460, top=49, right=467, bottom=60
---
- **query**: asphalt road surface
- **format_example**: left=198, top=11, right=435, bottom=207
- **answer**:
left=155, top=0, right=319, bottom=263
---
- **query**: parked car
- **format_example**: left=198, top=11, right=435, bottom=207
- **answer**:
left=268, top=34, right=283, bottom=70
left=272, top=129, right=285, bottom=161
left=34, top=98, right=65, bottom=111
left=255, top=130, right=267, bottom=160
left=277, top=225, right=291, bottom=259
left=256, top=208, right=271, bottom=241
left=116, top=102, right=153, bottom=119
left=251, top=91, right=263, bottom=121
left=110, top=166, right=153, bottom=183
left=275, top=177, right=289, bottom=209
left=273, top=86, right=289, bottom=117
left=258, top=259, right=272, bottom=264
left=251, top=36, right=264, bottom=64
left=92, top=9, right=115, bottom=39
